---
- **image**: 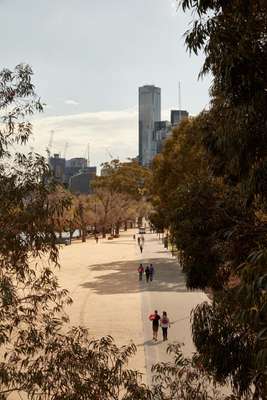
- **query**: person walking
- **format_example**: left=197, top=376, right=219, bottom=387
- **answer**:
left=149, top=310, right=161, bottom=341
left=145, top=266, right=150, bottom=283
left=95, top=235, right=99, bottom=244
left=141, top=235, right=145, bottom=244
left=138, top=264, right=144, bottom=281
left=164, top=236, right=168, bottom=249
left=160, top=311, right=170, bottom=341
left=149, top=264, right=154, bottom=281
left=140, top=243, right=143, bottom=253
left=137, top=237, right=140, bottom=246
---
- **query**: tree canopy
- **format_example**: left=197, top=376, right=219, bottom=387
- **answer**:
left=91, top=160, right=151, bottom=236
left=0, top=65, right=153, bottom=399
left=148, top=1, right=267, bottom=396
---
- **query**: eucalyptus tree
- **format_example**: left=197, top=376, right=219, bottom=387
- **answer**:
left=176, top=1, right=267, bottom=397
left=0, top=64, right=153, bottom=399
left=92, top=160, right=151, bottom=236
left=149, top=1, right=267, bottom=394
left=180, top=0, right=267, bottom=198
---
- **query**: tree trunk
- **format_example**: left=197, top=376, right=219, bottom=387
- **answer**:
left=115, top=222, right=120, bottom=236
left=124, top=221, right=127, bottom=231
left=102, top=226, right=106, bottom=238
left=82, top=228, right=86, bottom=242
left=69, top=230, right=74, bottom=245
left=59, top=231, right=62, bottom=239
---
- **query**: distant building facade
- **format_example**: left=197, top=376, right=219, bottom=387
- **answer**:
left=49, top=155, right=97, bottom=193
left=154, top=121, right=172, bottom=153
left=49, top=154, right=66, bottom=183
left=171, top=110, right=189, bottom=126
left=65, top=158, right=87, bottom=184
left=66, top=158, right=87, bottom=169
left=139, top=85, right=161, bottom=165
left=69, top=166, right=97, bottom=195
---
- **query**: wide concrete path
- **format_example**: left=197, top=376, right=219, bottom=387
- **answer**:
left=136, top=233, right=207, bottom=384
left=57, top=229, right=207, bottom=384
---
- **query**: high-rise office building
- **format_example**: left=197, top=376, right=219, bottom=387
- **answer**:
left=65, top=157, right=88, bottom=184
left=171, top=109, right=189, bottom=126
left=69, top=166, right=97, bottom=195
left=49, top=155, right=97, bottom=191
left=154, top=121, right=172, bottom=153
left=139, top=85, right=161, bottom=165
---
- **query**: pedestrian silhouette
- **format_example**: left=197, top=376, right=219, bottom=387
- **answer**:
left=140, top=244, right=143, bottom=253
left=145, top=266, right=150, bottom=283
left=149, top=310, right=161, bottom=341
left=160, top=311, right=170, bottom=341
left=149, top=264, right=154, bottom=281
left=138, top=264, right=144, bottom=281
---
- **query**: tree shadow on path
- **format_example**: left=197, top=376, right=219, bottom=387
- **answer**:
left=80, top=258, right=189, bottom=295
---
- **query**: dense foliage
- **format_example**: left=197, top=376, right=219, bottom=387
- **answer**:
left=0, top=64, right=225, bottom=400
left=0, top=65, right=153, bottom=399
left=149, top=0, right=267, bottom=398
left=152, top=343, right=234, bottom=400
left=92, top=159, right=151, bottom=236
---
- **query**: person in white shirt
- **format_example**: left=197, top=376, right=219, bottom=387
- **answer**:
left=160, top=311, right=170, bottom=341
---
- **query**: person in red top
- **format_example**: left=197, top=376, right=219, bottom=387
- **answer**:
left=138, top=264, right=144, bottom=281
left=149, top=310, right=161, bottom=341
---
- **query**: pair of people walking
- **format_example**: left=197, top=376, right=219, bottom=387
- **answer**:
left=149, top=310, right=170, bottom=341
left=138, top=264, right=154, bottom=282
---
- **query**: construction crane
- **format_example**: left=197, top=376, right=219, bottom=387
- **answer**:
left=105, top=147, right=114, bottom=160
left=63, top=142, right=69, bottom=159
left=46, top=130, right=54, bottom=160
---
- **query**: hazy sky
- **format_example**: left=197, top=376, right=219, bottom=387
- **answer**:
left=1, top=0, right=211, bottom=167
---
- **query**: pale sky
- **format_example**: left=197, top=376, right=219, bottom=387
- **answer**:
left=1, top=0, right=211, bottom=168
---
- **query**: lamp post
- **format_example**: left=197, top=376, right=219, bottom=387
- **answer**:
left=94, top=198, right=97, bottom=234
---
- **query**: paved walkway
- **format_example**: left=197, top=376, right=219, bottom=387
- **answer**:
left=57, top=229, right=207, bottom=384
left=135, top=233, right=207, bottom=384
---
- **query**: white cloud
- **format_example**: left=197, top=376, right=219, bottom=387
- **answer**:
left=30, top=108, right=138, bottom=169
left=64, top=99, right=79, bottom=106
left=21, top=106, right=179, bottom=172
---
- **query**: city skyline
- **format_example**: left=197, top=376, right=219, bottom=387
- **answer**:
left=139, top=85, right=161, bottom=165
left=1, top=0, right=211, bottom=166
left=138, top=84, right=189, bottom=166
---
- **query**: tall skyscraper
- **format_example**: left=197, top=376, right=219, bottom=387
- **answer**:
left=171, top=109, right=189, bottom=126
left=139, top=85, right=161, bottom=165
